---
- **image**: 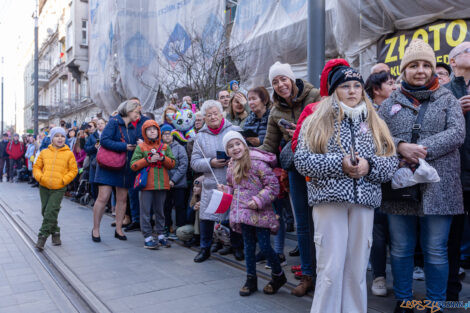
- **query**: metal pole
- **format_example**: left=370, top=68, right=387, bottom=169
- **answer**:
left=307, top=0, right=325, bottom=88
left=33, top=0, right=39, bottom=137
left=1, top=57, right=3, bottom=135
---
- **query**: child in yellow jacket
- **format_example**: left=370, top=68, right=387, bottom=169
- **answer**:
left=33, top=127, right=78, bottom=251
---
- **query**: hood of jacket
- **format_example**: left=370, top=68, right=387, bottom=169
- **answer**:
left=320, top=59, right=350, bottom=97
left=141, top=120, right=161, bottom=145
left=249, top=148, right=277, bottom=168
left=273, top=79, right=315, bottom=110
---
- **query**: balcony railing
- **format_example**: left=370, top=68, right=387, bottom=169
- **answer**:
left=30, top=69, right=50, bottom=86
left=48, top=96, right=93, bottom=117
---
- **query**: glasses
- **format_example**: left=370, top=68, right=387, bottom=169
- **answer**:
left=454, top=48, right=470, bottom=58
left=436, top=71, right=449, bottom=77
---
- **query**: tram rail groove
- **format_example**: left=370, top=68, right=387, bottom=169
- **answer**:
left=0, top=198, right=111, bottom=313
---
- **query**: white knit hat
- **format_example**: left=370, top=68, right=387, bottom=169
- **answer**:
left=400, top=39, right=436, bottom=73
left=50, top=127, right=66, bottom=139
left=222, top=131, right=247, bottom=155
left=269, top=61, right=296, bottom=86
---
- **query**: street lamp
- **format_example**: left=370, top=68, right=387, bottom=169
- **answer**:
left=33, top=0, right=39, bottom=136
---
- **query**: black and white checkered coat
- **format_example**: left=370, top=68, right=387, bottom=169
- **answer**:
left=294, top=101, right=399, bottom=209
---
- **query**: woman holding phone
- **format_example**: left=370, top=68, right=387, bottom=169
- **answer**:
left=91, top=100, right=140, bottom=242
left=190, top=100, right=243, bottom=263
left=259, top=61, right=321, bottom=296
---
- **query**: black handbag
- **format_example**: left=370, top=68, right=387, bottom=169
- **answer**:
left=279, top=141, right=295, bottom=171
left=381, top=101, right=430, bottom=203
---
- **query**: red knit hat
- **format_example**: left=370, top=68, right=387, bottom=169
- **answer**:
left=319, top=58, right=350, bottom=97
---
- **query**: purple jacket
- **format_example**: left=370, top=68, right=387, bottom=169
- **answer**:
left=226, top=148, right=280, bottom=234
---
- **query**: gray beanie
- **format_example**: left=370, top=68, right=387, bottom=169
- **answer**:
left=50, top=127, right=66, bottom=139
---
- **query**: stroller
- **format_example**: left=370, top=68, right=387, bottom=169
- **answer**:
left=14, top=165, right=30, bottom=183
left=71, top=161, right=93, bottom=206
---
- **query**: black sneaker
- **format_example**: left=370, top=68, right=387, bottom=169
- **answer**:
left=289, top=246, right=300, bottom=257
left=124, top=222, right=140, bottom=232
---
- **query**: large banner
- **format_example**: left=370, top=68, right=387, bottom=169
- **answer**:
left=88, top=0, right=225, bottom=114
left=377, top=19, right=470, bottom=77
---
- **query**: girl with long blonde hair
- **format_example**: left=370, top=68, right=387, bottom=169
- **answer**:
left=294, top=66, right=398, bottom=313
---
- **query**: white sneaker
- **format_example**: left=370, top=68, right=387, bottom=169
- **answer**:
left=371, top=276, right=387, bottom=296
left=413, top=266, right=425, bottom=281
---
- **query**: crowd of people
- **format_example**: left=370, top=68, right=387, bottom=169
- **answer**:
left=3, top=38, right=470, bottom=312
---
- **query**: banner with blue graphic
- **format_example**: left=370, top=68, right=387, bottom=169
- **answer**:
left=88, top=0, right=225, bottom=115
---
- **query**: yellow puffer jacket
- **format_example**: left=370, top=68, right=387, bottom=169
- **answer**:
left=33, top=145, right=78, bottom=190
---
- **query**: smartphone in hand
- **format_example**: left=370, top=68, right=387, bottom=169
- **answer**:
left=278, top=118, right=295, bottom=130
left=216, top=151, right=230, bottom=160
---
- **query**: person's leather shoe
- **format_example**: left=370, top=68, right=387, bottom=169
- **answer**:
left=393, top=301, right=414, bottom=313
left=211, top=242, right=223, bottom=253
left=218, top=246, right=233, bottom=255
left=124, top=222, right=140, bottom=232
left=234, top=248, right=245, bottom=261
left=289, top=246, right=300, bottom=256
left=194, top=248, right=211, bottom=263
left=291, top=275, right=314, bottom=297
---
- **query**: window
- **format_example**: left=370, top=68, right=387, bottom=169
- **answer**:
left=62, top=79, right=68, bottom=101
left=66, top=22, right=73, bottom=50
left=81, top=19, right=88, bottom=46
left=80, top=75, right=88, bottom=98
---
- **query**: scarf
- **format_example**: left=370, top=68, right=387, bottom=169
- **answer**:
left=339, top=101, right=367, bottom=120
left=208, top=118, right=225, bottom=135
left=401, top=75, right=439, bottom=108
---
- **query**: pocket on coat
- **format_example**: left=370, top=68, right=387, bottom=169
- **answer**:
left=314, top=234, right=323, bottom=247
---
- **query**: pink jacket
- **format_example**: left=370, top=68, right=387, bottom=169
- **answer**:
left=226, top=148, right=280, bottom=234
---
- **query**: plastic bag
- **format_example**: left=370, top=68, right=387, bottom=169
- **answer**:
left=391, top=158, right=440, bottom=189
left=391, top=167, right=415, bottom=189
left=412, top=158, right=440, bottom=184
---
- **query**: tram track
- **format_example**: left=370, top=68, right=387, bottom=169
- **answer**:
left=0, top=198, right=111, bottom=313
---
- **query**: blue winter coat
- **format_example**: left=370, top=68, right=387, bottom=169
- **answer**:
left=243, top=109, right=270, bottom=145
left=84, top=131, right=100, bottom=184
left=94, top=115, right=137, bottom=189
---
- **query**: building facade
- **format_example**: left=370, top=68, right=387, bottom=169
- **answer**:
left=24, top=0, right=102, bottom=133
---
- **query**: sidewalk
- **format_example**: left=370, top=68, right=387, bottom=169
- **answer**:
left=0, top=200, right=78, bottom=313
left=1, top=182, right=470, bottom=313
left=0, top=182, right=311, bottom=313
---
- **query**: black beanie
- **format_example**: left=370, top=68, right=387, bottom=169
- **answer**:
left=327, top=66, right=364, bottom=96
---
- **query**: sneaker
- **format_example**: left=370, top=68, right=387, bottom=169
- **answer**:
left=413, top=266, right=425, bottom=281
left=144, top=238, right=160, bottom=250
left=168, top=233, right=178, bottom=241
left=159, top=237, right=171, bottom=248
left=371, top=276, right=387, bottom=296
left=291, top=265, right=301, bottom=273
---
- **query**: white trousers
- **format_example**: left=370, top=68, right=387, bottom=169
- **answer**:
left=310, top=203, right=374, bottom=313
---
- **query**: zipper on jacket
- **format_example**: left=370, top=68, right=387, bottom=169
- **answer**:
left=49, top=148, right=58, bottom=186
left=348, top=118, right=358, bottom=204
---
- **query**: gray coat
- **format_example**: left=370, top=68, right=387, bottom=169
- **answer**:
left=190, top=119, right=241, bottom=221
left=378, top=86, right=465, bottom=216
left=168, top=141, right=188, bottom=189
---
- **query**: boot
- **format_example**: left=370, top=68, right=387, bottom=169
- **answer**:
left=51, top=232, right=61, bottom=246
left=194, top=247, right=211, bottom=263
left=263, top=272, right=287, bottom=295
left=35, top=236, right=47, bottom=251
left=211, top=242, right=223, bottom=253
left=239, top=275, right=258, bottom=296
left=218, top=245, right=233, bottom=255
left=393, top=301, right=414, bottom=313
left=234, top=248, right=245, bottom=261
left=291, top=275, right=314, bottom=297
